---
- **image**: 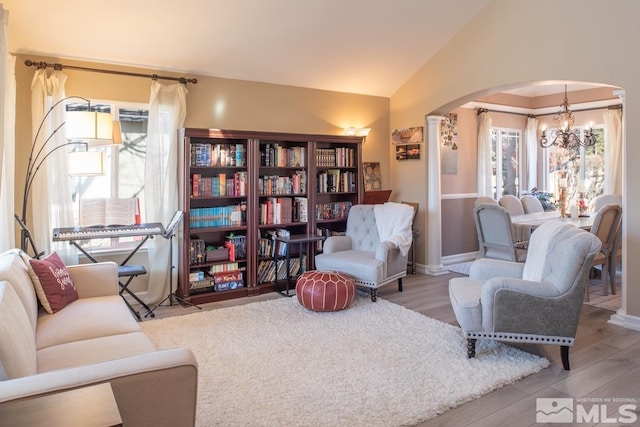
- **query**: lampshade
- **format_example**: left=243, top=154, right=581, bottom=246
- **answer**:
left=67, top=151, right=105, bottom=176
left=112, top=121, right=123, bottom=145
left=344, top=127, right=371, bottom=137
left=65, top=111, right=119, bottom=145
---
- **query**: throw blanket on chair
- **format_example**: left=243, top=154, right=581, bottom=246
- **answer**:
left=522, top=220, right=566, bottom=283
left=374, top=202, right=414, bottom=256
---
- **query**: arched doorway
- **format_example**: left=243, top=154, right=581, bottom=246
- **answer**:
left=424, top=81, right=625, bottom=308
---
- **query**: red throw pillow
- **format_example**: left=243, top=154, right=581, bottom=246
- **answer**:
left=28, top=252, right=78, bottom=314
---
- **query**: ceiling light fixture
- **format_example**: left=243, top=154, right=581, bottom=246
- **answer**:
left=539, top=85, right=596, bottom=148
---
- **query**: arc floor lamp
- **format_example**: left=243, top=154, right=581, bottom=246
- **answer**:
left=16, top=96, right=120, bottom=257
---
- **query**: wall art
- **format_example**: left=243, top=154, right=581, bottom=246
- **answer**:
left=440, top=113, right=458, bottom=174
left=391, top=126, right=423, bottom=145
left=363, top=162, right=383, bottom=190
left=395, top=144, right=420, bottom=161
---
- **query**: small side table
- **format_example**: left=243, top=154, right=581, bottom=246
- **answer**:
left=272, top=233, right=326, bottom=297
left=0, top=382, right=122, bottom=427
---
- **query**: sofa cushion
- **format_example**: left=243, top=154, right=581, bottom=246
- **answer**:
left=0, top=249, right=38, bottom=331
left=36, top=295, right=141, bottom=350
left=28, top=252, right=78, bottom=314
left=0, top=282, right=37, bottom=380
left=37, top=332, right=157, bottom=373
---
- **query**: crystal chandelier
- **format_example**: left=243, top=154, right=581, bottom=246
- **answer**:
left=539, top=85, right=596, bottom=148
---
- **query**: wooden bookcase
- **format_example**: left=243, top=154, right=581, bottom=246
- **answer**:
left=177, top=128, right=363, bottom=304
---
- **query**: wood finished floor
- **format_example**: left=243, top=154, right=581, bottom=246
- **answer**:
left=139, top=272, right=640, bottom=427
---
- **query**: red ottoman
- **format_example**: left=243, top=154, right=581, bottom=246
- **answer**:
left=296, top=270, right=355, bottom=312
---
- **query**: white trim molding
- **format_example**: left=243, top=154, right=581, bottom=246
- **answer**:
left=463, top=98, right=622, bottom=115
left=608, top=310, right=640, bottom=332
left=425, top=115, right=448, bottom=276
left=441, top=193, right=478, bottom=200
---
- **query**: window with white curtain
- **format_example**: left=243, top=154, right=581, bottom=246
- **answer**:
left=490, top=127, right=521, bottom=199
left=67, top=101, right=149, bottom=249
left=545, top=125, right=605, bottom=204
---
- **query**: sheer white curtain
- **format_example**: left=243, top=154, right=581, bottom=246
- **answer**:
left=0, top=6, right=16, bottom=252
left=144, top=81, right=187, bottom=304
left=30, top=69, right=76, bottom=261
left=524, top=116, right=538, bottom=192
left=604, top=108, right=622, bottom=195
left=477, top=111, right=493, bottom=197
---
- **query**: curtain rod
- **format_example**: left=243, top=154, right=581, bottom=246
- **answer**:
left=477, top=104, right=622, bottom=117
left=24, top=59, right=198, bottom=84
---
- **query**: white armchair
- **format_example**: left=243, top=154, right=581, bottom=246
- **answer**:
left=449, top=221, right=601, bottom=370
left=315, top=203, right=414, bottom=301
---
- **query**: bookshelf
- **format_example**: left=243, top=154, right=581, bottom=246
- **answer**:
left=178, top=128, right=363, bottom=304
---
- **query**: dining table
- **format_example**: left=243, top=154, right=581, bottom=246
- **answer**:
left=511, top=211, right=594, bottom=242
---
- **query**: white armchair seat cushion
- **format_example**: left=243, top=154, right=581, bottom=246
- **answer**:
left=315, top=250, right=384, bottom=284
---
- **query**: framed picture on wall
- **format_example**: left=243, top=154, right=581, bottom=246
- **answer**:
left=395, top=144, right=420, bottom=160
left=363, top=162, right=383, bottom=190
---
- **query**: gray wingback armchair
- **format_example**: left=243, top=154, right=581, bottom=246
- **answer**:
left=449, top=221, right=601, bottom=370
left=315, top=203, right=414, bottom=302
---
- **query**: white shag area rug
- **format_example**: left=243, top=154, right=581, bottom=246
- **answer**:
left=140, top=296, right=548, bottom=426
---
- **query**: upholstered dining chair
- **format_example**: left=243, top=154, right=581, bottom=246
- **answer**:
left=474, top=204, right=527, bottom=262
left=592, top=195, right=623, bottom=291
left=315, top=203, right=414, bottom=302
left=498, top=194, right=525, bottom=216
left=593, top=194, right=622, bottom=213
left=474, top=196, right=498, bottom=207
left=449, top=221, right=601, bottom=370
left=587, top=203, right=622, bottom=300
left=520, top=194, right=544, bottom=214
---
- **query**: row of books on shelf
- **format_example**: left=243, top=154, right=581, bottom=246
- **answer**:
left=316, top=147, right=356, bottom=167
left=191, top=172, right=247, bottom=197
left=316, top=201, right=352, bottom=220
left=317, top=170, right=357, bottom=193
left=257, top=255, right=307, bottom=284
left=260, top=144, right=307, bottom=168
left=189, top=269, right=245, bottom=293
left=191, top=142, right=246, bottom=167
left=190, top=204, right=246, bottom=228
left=315, top=227, right=346, bottom=251
left=259, top=197, right=308, bottom=225
left=258, top=170, right=306, bottom=196
left=261, top=143, right=306, bottom=168
left=189, top=235, right=247, bottom=265
left=257, top=228, right=290, bottom=257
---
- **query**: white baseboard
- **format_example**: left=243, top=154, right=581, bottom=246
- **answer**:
left=442, top=252, right=478, bottom=266
left=608, top=309, right=640, bottom=332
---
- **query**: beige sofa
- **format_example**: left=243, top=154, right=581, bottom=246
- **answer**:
left=0, top=249, right=198, bottom=426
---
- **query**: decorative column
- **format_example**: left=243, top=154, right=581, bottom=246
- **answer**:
left=425, top=115, right=448, bottom=276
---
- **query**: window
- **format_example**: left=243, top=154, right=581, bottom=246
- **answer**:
left=490, top=127, right=522, bottom=199
left=546, top=125, right=605, bottom=204
left=67, top=101, right=149, bottom=248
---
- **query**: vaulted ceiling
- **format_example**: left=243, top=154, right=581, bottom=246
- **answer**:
left=3, top=0, right=492, bottom=97
left=3, top=1, right=616, bottom=100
